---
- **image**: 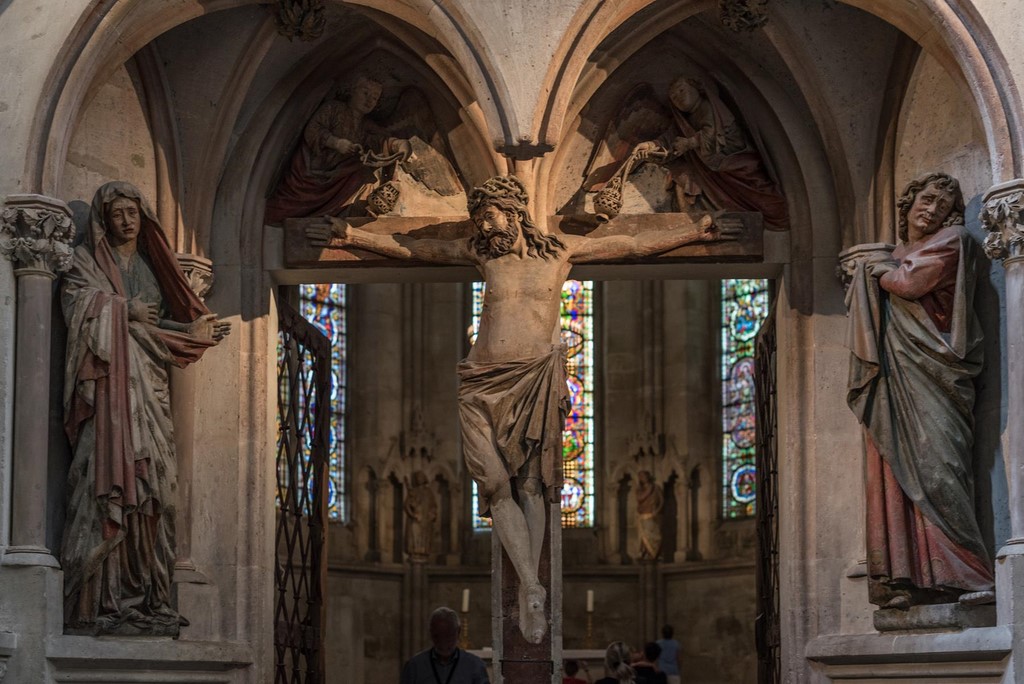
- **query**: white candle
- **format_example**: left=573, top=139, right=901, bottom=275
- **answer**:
left=462, top=588, right=470, bottom=613
left=586, top=589, right=594, bottom=613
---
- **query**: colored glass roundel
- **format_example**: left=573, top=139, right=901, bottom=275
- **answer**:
left=278, top=283, right=347, bottom=522
left=470, top=280, right=596, bottom=529
left=721, top=279, right=768, bottom=519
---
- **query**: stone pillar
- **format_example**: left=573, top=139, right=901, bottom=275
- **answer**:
left=0, top=194, right=74, bottom=567
left=981, top=181, right=1024, bottom=548
left=172, top=253, right=212, bottom=582
left=982, top=180, right=1024, bottom=684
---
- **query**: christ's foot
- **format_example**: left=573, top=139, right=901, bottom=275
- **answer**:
left=518, top=583, right=547, bottom=644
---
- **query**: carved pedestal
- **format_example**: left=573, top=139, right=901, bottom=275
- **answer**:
left=0, top=194, right=74, bottom=567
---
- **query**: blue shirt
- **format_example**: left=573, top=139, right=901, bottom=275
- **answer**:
left=656, top=638, right=680, bottom=676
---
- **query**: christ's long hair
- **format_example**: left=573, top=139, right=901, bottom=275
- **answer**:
left=467, top=175, right=565, bottom=259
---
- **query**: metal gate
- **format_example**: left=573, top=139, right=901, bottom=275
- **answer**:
left=754, top=298, right=780, bottom=684
left=275, top=295, right=330, bottom=684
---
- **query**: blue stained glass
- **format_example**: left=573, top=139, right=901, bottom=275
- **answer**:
left=276, top=284, right=347, bottom=522
left=721, top=279, right=768, bottom=519
left=470, top=280, right=596, bottom=528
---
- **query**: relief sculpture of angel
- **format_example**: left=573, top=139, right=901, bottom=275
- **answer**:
left=581, top=76, right=788, bottom=229
left=264, top=74, right=465, bottom=223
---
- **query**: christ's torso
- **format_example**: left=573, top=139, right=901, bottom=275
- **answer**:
left=468, top=251, right=571, bottom=363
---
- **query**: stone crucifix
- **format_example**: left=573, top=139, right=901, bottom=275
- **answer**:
left=306, top=175, right=739, bottom=643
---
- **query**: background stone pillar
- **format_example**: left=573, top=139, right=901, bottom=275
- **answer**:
left=0, top=194, right=74, bottom=567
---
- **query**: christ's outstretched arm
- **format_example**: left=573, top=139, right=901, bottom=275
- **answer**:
left=306, top=216, right=474, bottom=265
left=565, top=215, right=743, bottom=263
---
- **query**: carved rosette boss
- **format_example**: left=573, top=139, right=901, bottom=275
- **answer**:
left=0, top=194, right=75, bottom=277
left=720, top=0, right=770, bottom=33
left=981, top=180, right=1024, bottom=264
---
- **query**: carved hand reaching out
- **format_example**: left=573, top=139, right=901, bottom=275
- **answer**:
left=634, top=140, right=669, bottom=163
left=705, top=215, right=744, bottom=241
left=186, top=313, right=231, bottom=343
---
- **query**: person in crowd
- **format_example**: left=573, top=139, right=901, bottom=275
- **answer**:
left=400, top=607, right=489, bottom=684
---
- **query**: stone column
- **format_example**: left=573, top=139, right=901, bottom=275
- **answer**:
left=981, top=181, right=1024, bottom=549
left=983, top=180, right=1024, bottom=684
left=172, top=254, right=212, bottom=582
left=0, top=194, right=74, bottom=567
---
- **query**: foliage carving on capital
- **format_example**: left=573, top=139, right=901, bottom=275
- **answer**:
left=981, top=180, right=1024, bottom=261
left=720, top=0, right=770, bottom=32
left=0, top=194, right=75, bottom=274
left=175, top=253, right=214, bottom=300
left=273, top=0, right=326, bottom=42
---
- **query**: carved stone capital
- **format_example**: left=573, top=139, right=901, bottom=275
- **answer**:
left=175, top=253, right=214, bottom=299
left=837, top=242, right=895, bottom=291
left=0, top=194, right=75, bottom=276
left=720, top=0, right=770, bottom=32
left=273, top=0, right=326, bottom=42
left=981, top=179, right=1024, bottom=264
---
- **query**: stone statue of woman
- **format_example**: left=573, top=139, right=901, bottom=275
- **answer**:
left=61, top=181, right=230, bottom=635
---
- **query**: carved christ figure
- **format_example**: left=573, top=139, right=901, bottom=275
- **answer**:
left=308, top=175, right=738, bottom=642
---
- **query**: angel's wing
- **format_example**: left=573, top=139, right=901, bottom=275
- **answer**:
left=583, top=83, right=672, bottom=190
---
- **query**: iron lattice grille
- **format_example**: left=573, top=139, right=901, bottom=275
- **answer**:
left=275, top=296, right=330, bottom=684
left=754, top=298, right=780, bottom=684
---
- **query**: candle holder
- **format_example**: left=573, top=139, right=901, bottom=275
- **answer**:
left=460, top=611, right=470, bottom=650
left=583, top=612, right=595, bottom=649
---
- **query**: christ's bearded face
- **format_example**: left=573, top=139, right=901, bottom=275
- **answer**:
left=473, top=203, right=519, bottom=258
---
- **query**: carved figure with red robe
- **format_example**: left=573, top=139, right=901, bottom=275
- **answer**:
left=265, top=75, right=464, bottom=223
left=845, top=172, right=995, bottom=609
left=582, top=76, right=787, bottom=229
left=61, top=181, right=230, bottom=635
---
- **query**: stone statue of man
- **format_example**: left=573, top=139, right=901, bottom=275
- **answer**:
left=404, top=470, right=437, bottom=561
left=308, top=174, right=737, bottom=642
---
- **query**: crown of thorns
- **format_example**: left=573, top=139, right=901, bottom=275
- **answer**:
left=467, top=175, right=529, bottom=215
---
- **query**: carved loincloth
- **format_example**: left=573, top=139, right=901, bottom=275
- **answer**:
left=457, top=346, right=570, bottom=506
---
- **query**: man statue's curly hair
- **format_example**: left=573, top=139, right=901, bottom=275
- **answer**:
left=896, top=172, right=965, bottom=243
left=467, top=175, right=564, bottom=260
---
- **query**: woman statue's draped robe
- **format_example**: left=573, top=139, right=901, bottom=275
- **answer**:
left=61, top=182, right=216, bottom=634
left=846, top=224, right=994, bottom=607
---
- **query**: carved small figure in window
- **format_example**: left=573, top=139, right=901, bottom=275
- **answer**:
left=404, top=471, right=437, bottom=562
left=635, top=470, right=664, bottom=561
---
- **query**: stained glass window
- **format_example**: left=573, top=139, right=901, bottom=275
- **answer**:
left=277, top=284, right=347, bottom=522
left=469, top=280, right=596, bottom=528
left=721, top=279, right=769, bottom=519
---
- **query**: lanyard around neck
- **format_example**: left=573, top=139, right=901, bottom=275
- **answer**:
left=430, top=649, right=460, bottom=684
